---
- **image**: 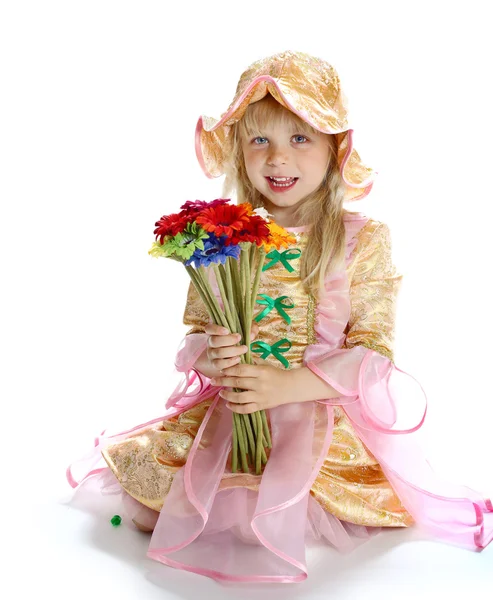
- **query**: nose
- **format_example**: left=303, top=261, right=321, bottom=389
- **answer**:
left=266, top=146, right=289, bottom=166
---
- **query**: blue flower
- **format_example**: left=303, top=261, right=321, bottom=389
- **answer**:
left=184, top=233, right=240, bottom=268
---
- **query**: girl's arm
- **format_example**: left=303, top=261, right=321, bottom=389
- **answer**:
left=286, top=366, right=342, bottom=402
left=302, top=222, right=403, bottom=399
left=284, top=221, right=401, bottom=405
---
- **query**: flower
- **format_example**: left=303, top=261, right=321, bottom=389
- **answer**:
left=226, top=213, right=271, bottom=247
left=153, top=213, right=191, bottom=243
left=252, top=206, right=273, bottom=221
left=193, top=201, right=270, bottom=247
left=184, top=233, right=241, bottom=267
left=179, top=198, right=231, bottom=216
left=195, top=203, right=253, bottom=238
left=263, top=221, right=298, bottom=252
left=155, top=199, right=235, bottom=243
left=149, top=222, right=209, bottom=261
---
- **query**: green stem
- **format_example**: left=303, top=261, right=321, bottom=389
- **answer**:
left=261, top=409, right=272, bottom=448
left=249, top=243, right=256, bottom=279
left=250, top=248, right=266, bottom=322
left=185, top=266, right=216, bottom=323
left=249, top=412, right=267, bottom=464
left=196, top=266, right=228, bottom=328
left=255, top=412, right=263, bottom=474
left=231, top=414, right=238, bottom=473
left=239, top=414, right=251, bottom=470
left=241, top=413, right=256, bottom=464
left=243, top=246, right=252, bottom=364
left=223, top=261, right=243, bottom=339
left=234, top=412, right=249, bottom=473
left=229, top=256, right=246, bottom=339
left=212, top=263, right=236, bottom=334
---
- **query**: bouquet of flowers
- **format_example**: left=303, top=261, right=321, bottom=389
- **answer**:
left=148, top=198, right=297, bottom=474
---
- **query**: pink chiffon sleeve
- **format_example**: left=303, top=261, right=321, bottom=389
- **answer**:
left=165, top=280, right=213, bottom=410
left=303, top=221, right=493, bottom=550
left=304, top=223, right=427, bottom=433
left=65, top=280, right=215, bottom=489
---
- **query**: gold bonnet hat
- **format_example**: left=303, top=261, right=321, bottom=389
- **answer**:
left=195, top=50, right=377, bottom=203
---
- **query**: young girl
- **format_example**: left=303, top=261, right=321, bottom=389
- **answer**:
left=67, top=50, right=493, bottom=583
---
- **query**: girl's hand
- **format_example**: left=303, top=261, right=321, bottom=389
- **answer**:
left=209, top=362, right=296, bottom=414
left=204, top=321, right=259, bottom=373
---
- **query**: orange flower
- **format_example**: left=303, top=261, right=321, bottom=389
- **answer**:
left=263, top=222, right=297, bottom=252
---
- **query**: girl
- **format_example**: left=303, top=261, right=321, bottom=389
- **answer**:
left=67, top=50, right=493, bottom=583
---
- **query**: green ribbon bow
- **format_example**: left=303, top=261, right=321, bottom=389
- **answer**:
left=250, top=338, right=292, bottom=369
left=262, top=248, right=302, bottom=272
left=254, top=294, right=295, bottom=325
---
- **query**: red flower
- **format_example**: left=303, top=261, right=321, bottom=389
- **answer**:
left=179, top=198, right=231, bottom=216
left=153, top=213, right=190, bottom=243
left=226, top=214, right=271, bottom=246
left=195, top=203, right=253, bottom=238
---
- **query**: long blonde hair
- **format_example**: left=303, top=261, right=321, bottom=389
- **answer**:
left=221, top=93, right=349, bottom=300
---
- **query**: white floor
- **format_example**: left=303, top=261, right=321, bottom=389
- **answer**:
left=12, top=470, right=491, bottom=600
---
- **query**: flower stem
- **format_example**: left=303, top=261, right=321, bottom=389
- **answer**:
left=249, top=412, right=267, bottom=464
left=185, top=266, right=216, bottom=323
left=222, top=261, right=243, bottom=339
left=196, top=266, right=228, bottom=329
left=249, top=243, right=256, bottom=279
left=212, top=263, right=236, bottom=334
left=234, top=412, right=249, bottom=472
left=231, top=415, right=238, bottom=473
left=239, top=415, right=251, bottom=468
left=250, top=247, right=266, bottom=322
left=243, top=246, right=252, bottom=364
left=255, top=411, right=263, bottom=474
left=229, top=256, right=245, bottom=337
left=241, top=413, right=256, bottom=464
left=261, top=409, right=272, bottom=448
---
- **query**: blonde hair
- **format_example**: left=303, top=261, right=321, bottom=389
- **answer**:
left=222, top=93, right=349, bottom=300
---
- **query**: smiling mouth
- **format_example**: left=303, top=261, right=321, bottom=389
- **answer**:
left=265, top=177, right=299, bottom=187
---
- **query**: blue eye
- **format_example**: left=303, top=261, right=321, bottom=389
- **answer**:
left=252, top=135, right=308, bottom=145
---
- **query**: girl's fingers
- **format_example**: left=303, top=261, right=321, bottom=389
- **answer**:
left=208, top=332, right=242, bottom=348
left=211, top=352, right=244, bottom=371
left=205, top=323, right=230, bottom=334
left=211, top=344, right=247, bottom=359
left=225, top=402, right=258, bottom=414
left=213, top=355, right=242, bottom=371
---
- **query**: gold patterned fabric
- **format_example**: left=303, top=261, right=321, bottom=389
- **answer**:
left=344, top=220, right=403, bottom=362
left=102, top=216, right=413, bottom=528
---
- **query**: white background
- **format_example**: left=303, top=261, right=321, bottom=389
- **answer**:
left=2, top=0, right=492, bottom=597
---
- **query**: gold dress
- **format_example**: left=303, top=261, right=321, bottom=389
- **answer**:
left=101, top=213, right=414, bottom=529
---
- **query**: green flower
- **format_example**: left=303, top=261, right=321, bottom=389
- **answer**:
left=159, top=222, right=209, bottom=261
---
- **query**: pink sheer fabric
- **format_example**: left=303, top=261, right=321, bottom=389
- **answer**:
left=302, top=229, right=493, bottom=552
left=66, top=213, right=493, bottom=583
left=66, top=333, right=211, bottom=489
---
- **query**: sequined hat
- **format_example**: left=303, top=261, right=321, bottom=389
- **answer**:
left=195, top=50, right=377, bottom=203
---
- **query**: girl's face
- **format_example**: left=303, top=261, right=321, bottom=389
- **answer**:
left=240, top=119, right=332, bottom=226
